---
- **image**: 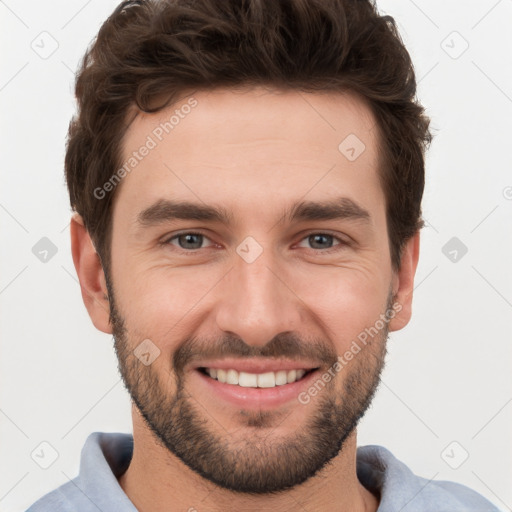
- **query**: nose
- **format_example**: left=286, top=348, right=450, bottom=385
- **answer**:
left=214, top=243, right=304, bottom=348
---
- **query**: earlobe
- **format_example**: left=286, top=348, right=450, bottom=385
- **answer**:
left=388, top=231, right=420, bottom=332
left=70, top=213, right=112, bottom=334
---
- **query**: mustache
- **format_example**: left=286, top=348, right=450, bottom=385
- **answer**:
left=173, top=332, right=338, bottom=374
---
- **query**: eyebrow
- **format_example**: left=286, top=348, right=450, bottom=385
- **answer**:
left=136, top=197, right=371, bottom=228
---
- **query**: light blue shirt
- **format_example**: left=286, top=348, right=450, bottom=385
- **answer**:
left=26, top=432, right=501, bottom=511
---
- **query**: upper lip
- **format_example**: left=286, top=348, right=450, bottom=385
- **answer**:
left=192, top=358, right=320, bottom=374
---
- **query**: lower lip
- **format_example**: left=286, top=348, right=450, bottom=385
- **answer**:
left=192, top=369, right=319, bottom=409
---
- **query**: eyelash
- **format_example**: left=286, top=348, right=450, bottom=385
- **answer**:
left=161, top=231, right=350, bottom=254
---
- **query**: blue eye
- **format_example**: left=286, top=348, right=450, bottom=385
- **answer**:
left=165, top=232, right=214, bottom=250
left=162, top=231, right=347, bottom=253
left=298, top=233, right=342, bottom=250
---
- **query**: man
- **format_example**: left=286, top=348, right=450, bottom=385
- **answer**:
left=27, top=0, right=500, bottom=510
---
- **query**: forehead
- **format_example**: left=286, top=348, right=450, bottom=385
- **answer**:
left=114, top=86, right=382, bottom=223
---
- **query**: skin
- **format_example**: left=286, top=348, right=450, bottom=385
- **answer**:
left=71, top=86, right=420, bottom=512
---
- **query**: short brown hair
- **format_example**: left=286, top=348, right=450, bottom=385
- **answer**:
left=66, top=0, right=432, bottom=274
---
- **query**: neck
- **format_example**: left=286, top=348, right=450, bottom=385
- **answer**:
left=118, top=406, right=379, bottom=512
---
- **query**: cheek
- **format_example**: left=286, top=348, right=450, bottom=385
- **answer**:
left=113, top=266, right=224, bottom=347
left=292, top=265, right=390, bottom=348
left=112, top=246, right=391, bottom=354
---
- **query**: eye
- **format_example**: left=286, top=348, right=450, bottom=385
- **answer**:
left=163, top=232, right=215, bottom=250
left=296, top=233, right=347, bottom=252
left=161, top=231, right=349, bottom=254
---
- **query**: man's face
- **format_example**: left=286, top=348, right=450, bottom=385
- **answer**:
left=106, top=87, right=400, bottom=493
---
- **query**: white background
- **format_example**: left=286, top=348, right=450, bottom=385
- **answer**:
left=1, top=1, right=511, bottom=510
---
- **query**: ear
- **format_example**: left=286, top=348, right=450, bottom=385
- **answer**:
left=388, top=231, right=420, bottom=332
left=70, top=213, right=112, bottom=334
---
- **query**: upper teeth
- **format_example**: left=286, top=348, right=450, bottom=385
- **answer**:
left=206, top=368, right=307, bottom=388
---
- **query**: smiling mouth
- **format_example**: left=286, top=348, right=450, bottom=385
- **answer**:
left=198, top=367, right=318, bottom=388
